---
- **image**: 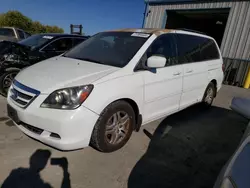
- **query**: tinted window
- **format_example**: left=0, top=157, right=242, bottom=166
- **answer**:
left=64, top=32, right=149, bottom=68
left=200, top=38, right=220, bottom=61
left=17, top=30, right=25, bottom=39
left=72, top=38, right=85, bottom=46
left=146, top=34, right=178, bottom=66
left=0, top=28, right=15, bottom=37
left=44, top=38, right=73, bottom=51
left=176, top=34, right=220, bottom=64
left=176, top=34, right=201, bottom=63
left=24, top=32, right=31, bottom=38
left=19, top=34, right=53, bottom=49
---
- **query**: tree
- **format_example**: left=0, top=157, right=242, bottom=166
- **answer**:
left=0, top=11, right=32, bottom=32
left=44, top=25, right=64, bottom=33
left=31, top=21, right=46, bottom=34
left=0, top=11, right=64, bottom=34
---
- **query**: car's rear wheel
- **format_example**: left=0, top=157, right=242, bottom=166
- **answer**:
left=202, top=82, right=216, bottom=107
left=90, top=101, right=135, bottom=152
left=0, top=70, right=19, bottom=97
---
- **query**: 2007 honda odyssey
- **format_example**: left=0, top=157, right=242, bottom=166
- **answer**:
left=7, top=29, right=224, bottom=152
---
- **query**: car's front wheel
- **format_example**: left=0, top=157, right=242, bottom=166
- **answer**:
left=90, top=101, right=135, bottom=152
left=0, top=70, right=19, bottom=97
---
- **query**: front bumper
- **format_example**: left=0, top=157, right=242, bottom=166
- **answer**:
left=7, top=94, right=99, bottom=150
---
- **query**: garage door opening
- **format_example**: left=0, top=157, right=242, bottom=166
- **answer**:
left=165, top=8, right=230, bottom=46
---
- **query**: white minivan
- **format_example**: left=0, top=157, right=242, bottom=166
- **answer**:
left=7, top=29, right=224, bottom=152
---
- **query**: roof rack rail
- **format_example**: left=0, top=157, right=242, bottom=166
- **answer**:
left=177, top=28, right=206, bottom=35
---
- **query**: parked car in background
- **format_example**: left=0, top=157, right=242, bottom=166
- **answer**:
left=0, top=27, right=31, bottom=42
left=214, top=97, right=250, bottom=188
left=0, top=33, right=89, bottom=96
left=7, top=29, right=223, bottom=152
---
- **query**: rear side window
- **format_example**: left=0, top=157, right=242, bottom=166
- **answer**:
left=17, top=30, right=25, bottom=39
left=176, top=34, right=220, bottom=64
left=146, top=34, right=178, bottom=66
left=176, top=34, right=202, bottom=63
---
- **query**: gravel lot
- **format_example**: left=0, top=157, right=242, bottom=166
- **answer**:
left=0, top=85, right=249, bottom=188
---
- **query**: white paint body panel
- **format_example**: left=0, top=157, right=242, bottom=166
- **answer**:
left=142, top=65, right=183, bottom=123
left=7, top=30, right=224, bottom=150
left=7, top=94, right=99, bottom=150
left=180, top=61, right=208, bottom=109
left=16, top=56, right=119, bottom=94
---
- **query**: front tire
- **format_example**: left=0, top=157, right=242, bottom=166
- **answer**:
left=202, top=82, right=216, bottom=107
left=90, top=101, right=135, bottom=152
left=0, top=70, right=19, bottom=97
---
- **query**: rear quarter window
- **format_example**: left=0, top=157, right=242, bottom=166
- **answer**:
left=176, top=33, right=220, bottom=64
left=200, top=38, right=220, bottom=61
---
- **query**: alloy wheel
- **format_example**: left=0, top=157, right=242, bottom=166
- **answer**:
left=105, top=111, right=130, bottom=145
left=204, top=87, right=214, bottom=105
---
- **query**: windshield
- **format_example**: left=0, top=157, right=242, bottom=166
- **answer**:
left=19, top=34, right=53, bottom=49
left=64, top=32, right=150, bottom=68
left=0, top=28, right=15, bottom=37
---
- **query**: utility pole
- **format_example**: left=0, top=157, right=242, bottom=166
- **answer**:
left=142, top=1, right=149, bottom=28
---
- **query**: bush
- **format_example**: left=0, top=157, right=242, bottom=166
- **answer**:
left=0, top=11, right=64, bottom=34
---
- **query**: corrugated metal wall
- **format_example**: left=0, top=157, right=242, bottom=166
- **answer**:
left=144, top=1, right=250, bottom=60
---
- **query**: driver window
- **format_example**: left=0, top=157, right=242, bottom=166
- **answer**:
left=146, top=34, right=178, bottom=66
left=43, top=38, right=73, bottom=52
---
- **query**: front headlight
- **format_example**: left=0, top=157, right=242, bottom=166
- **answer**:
left=41, top=85, right=93, bottom=109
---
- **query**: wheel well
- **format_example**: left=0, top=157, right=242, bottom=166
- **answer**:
left=117, top=98, right=141, bottom=131
left=210, top=79, right=217, bottom=97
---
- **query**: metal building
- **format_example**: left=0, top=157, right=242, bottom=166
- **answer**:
left=143, top=0, right=250, bottom=87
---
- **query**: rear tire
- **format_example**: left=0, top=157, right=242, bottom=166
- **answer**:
left=90, top=101, right=135, bottom=152
left=0, top=70, right=19, bottom=97
left=202, top=82, right=216, bottom=107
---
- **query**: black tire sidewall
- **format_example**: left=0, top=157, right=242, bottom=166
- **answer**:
left=0, top=70, right=19, bottom=97
left=91, top=101, right=135, bottom=152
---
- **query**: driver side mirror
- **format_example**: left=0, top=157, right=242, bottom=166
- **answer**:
left=147, top=56, right=166, bottom=68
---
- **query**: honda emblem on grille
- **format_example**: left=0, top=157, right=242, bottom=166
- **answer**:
left=11, top=89, right=18, bottom=100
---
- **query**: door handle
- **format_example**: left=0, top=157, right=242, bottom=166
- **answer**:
left=186, top=70, right=193, bottom=73
left=173, top=72, right=181, bottom=76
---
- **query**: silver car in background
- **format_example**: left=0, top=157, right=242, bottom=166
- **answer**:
left=0, top=27, right=31, bottom=42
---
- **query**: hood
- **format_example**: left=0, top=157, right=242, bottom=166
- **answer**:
left=0, top=40, right=30, bottom=55
left=15, top=56, right=120, bottom=94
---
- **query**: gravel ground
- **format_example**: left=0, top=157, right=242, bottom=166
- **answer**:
left=0, top=85, right=249, bottom=188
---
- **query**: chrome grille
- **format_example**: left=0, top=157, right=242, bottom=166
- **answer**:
left=9, top=80, right=40, bottom=108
